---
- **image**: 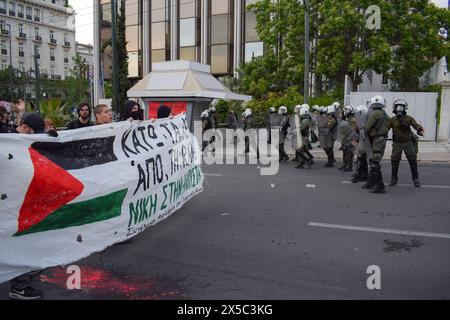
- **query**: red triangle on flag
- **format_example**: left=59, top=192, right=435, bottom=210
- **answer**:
left=17, top=147, right=84, bottom=233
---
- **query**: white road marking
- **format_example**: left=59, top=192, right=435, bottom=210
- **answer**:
left=204, top=173, right=224, bottom=177
left=308, top=222, right=450, bottom=240
left=342, top=181, right=450, bottom=189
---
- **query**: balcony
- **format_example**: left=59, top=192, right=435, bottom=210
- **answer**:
left=49, top=38, right=57, bottom=45
left=1, top=28, right=9, bottom=36
left=64, top=58, right=69, bottom=63
left=26, top=14, right=32, bottom=20
left=34, top=35, right=42, bottom=42
left=40, top=73, right=48, bottom=79
left=1, top=49, right=7, bottom=55
left=17, top=32, right=27, bottom=39
left=50, top=56, right=55, bottom=62
left=51, top=75, right=62, bottom=80
left=34, top=16, right=40, bottom=22
left=63, top=41, right=71, bottom=47
left=18, top=12, right=23, bottom=18
left=9, top=10, right=15, bottom=16
left=35, top=53, right=40, bottom=59
left=0, top=8, right=6, bottom=14
left=19, top=51, right=24, bottom=57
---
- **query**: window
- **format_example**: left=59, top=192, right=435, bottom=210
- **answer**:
left=245, top=11, right=259, bottom=43
left=1, top=40, right=8, bottom=55
left=211, top=0, right=229, bottom=15
left=18, top=4, right=23, bottom=16
left=18, top=24, right=23, bottom=33
left=34, top=8, right=40, bottom=22
left=210, top=44, right=230, bottom=74
left=125, top=1, right=139, bottom=26
left=50, top=31, right=54, bottom=39
left=211, top=15, right=229, bottom=44
left=64, top=67, right=68, bottom=78
left=151, top=22, right=167, bottom=50
left=49, top=13, right=54, bottom=24
left=26, top=7, right=32, bottom=20
left=50, top=66, right=55, bottom=77
left=382, top=74, right=389, bottom=85
left=0, top=0, right=6, bottom=14
left=35, top=27, right=39, bottom=36
left=180, top=18, right=196, bottom=47
left=151, top=0, right=168, bottom=23
left=50, top=48, right=55, bottom=61
left=1, top=59, right=7, bottom=70
left=9, top=2, right=15, bottom=16
left=245, top=42, right=263, bottom=62
left=180, top=0, right=198, bottom=19
left=125, top=25, right=139, bottom=51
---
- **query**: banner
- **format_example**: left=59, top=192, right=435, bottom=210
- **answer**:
left=0, top=114, right=203, bottom=284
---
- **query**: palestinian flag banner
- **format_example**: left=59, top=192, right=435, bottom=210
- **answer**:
left=0, top=114, right=203, bottom=283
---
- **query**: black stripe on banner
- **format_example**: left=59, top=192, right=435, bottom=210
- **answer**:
left=31, top=136, right=117, bottom=170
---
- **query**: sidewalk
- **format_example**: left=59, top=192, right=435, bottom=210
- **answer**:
left=306, top=141, right=450, bottom=163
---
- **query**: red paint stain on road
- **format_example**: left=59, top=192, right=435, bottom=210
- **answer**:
left=40, top=266, right=184, bottom=300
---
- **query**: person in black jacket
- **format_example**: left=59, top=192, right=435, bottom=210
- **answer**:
left=0, top=105, right=15, bottom=133
left=66, top=102, right=93, bottom=130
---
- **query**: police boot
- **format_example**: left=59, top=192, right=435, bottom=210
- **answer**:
left=362, top=168, right=375, bottom=189
left=389, top=160, right=400, bottom=186
left=305, top=150, right=315, bottom=165
left=343, top=154, right=354, bottom=172
left=324, top=149, right=334, bottom=167
left=371, top=175, right=386, bottom=194
left=409, top=160, right=421, bottom=188
left=338, top=153, right=347, bottom=171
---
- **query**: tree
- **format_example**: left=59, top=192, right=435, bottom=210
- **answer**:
left=385, top=0, right=450, bottom=91
left=115, top=0, right=129, bottom=117
left=242, top=0, right=449, bottom=95
left=315, top=0, right=392, bottom=91
left=0, top=67, right=26, bottom=102
left=240, top=0, right=306, bottom=95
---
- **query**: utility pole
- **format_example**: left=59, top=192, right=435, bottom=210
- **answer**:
left=111, top=0, right=120, bottom=117
left=303, top=0, right=310, bottom=104
left=34, top=46, right=40, bottom=112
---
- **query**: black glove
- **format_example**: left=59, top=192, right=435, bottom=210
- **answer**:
left=48, top=129, right=58, bottom=137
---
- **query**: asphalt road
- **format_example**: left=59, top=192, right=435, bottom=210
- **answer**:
left=1, top=158, right=450, bottom=300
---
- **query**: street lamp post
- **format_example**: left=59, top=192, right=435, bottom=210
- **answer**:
left=303, top=0, right=310, bottom=104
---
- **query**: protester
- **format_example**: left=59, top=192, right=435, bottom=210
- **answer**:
left=94, top=104, right=113, bottom=125
left=7, top=112, right=53, bottom=300
left=0, top=105, right=15, bottom=133
left=67, top=102, right=93, bottom=130
left=123, top=100, right=143, bottom=121
left=157, top=105, right=172, bottom=119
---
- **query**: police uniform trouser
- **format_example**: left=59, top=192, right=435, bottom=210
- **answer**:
left=369, top=136, right=387, bottom=189
left=391, top=140, right=419, bottom=181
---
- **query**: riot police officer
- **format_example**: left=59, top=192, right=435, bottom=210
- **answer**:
left=389, top=99, right=424, bottom=188
left=363, top=95, right=390, bottom=194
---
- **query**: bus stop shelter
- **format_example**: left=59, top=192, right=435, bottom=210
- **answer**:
left=127, top=60, right=251, bottom=131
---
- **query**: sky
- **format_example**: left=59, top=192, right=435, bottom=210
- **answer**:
left=70, top=0, right=449, bottom=46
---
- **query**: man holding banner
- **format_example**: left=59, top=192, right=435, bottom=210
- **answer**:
left=0, top=113, right=204, bottom=299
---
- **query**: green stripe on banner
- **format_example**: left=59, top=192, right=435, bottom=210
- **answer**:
left=15, top=189, right=128, bottom=236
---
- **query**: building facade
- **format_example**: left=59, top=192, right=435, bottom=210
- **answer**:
left=95, top=0, right=263, bottom=83
left=0, top=0, right=76, bottom=89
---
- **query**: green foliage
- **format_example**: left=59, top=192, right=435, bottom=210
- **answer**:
left=0, top=67, right=27, bottom=101
left=114, top=0, right=129, bottom=117
left=240, top=0, right=449, bottom=96
left=39, top=98, right=69, bottom=127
